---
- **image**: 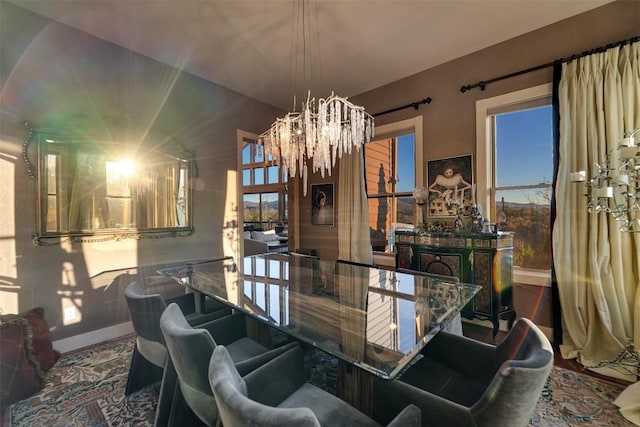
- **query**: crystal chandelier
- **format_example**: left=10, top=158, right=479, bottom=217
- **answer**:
left=571, top=128, right=640, bottom=232
left=259, top=92, right=374, bottom=195
left=258, top=1, right=374, bottom=196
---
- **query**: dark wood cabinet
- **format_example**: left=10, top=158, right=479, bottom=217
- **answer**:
left=395, top=230, right=515, bottom=339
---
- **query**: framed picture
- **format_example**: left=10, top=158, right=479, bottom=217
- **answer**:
left=426, top=155, right=473, bottom=217
left=311, top=183, right=334, bottom=226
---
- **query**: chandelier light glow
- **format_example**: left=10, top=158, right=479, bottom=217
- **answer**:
left=571, top=128, right=640, bottom=232
left=259, top=92, right=374, bottom=196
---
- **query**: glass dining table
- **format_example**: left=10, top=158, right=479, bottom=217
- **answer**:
left=158, top=253, right=480, bottom=413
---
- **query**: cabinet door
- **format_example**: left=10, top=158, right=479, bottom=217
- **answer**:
left=472, top=251, right=493, bottom=315
left=418, top=252, right=463, bottom=279
left=494, top=248, right=514, bottom=308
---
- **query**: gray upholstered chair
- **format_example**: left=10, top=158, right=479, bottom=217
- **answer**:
left=372, top=317, right=553, bottom=427
left=160, top=302, right=299, bottom=426
left=123, top=281, right=230, bottom=395
left=209, top=344, right=421, bottom=427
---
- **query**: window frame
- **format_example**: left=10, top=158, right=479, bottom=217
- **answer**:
left=367, top=116, right=423, bottom=254
left=475, top=83, right=552, bottom=286
left=238, top=132, right=288, bottom=229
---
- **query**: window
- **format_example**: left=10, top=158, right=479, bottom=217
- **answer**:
left=365, top=117, right=423, bottom=252
left=240, top=134, right=287, bottom=229
left=476, top=84, right=552, bottom=279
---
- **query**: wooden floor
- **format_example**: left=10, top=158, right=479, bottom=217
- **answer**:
left=462, top=321, right=633, bottom=388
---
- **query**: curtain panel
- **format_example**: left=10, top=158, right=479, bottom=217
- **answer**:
left=553, top=42, right=639, bottom=382
left=337, top=150, right=373, bottom=264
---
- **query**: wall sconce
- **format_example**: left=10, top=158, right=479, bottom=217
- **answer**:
left=571, top=128, right=640, bottom=233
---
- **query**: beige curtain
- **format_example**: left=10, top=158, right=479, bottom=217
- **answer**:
left=68, top=152, right=112, bottom=230
left=337, top=149, right=373, bottom=359
left=134, top=161, right=180, bottom=228
left=337, top=150, right=373, bottom=263
left=553, top=42, right=639, bottom=383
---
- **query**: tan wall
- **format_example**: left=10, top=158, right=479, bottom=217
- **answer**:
left=0, top=1, right=281, bottom=340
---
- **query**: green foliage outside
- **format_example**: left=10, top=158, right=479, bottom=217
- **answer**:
left=501, top=204, right=551, bottom=270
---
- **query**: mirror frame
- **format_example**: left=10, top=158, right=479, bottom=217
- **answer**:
left=23, top=121, right=196, bottom=245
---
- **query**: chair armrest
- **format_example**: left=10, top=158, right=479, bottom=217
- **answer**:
left=200, top=312, right=248, bottom=345
left=234, top=341, right=299, bottom=376
left=164, top=293, right=196, bottom=314
left=422, top=331, right=498, bottom=383
left=243, top=345, right=307, bottom=407
left=245, top=238, right=269, bottom=255
left=387, top=404, right=421, bottom=427
left=184, top=307, right=232, bottom=327
left=373, top=378, right=472, bottom=427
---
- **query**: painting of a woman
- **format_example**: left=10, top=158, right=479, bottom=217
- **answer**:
left=427, top=156, right=473, bottom=217
left=311, top=183, right=334, bottom=226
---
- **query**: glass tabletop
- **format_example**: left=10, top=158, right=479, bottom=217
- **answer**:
left=158, top=253, right=480, bottom=379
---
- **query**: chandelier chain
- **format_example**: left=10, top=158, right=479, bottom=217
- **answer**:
left=259, top=0, right=374, bottom=196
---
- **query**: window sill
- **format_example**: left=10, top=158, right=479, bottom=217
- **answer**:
left=513, top=267, right=551, bottom=287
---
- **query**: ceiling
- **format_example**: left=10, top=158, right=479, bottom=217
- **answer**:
left=8, top=0, right=613, bottom=110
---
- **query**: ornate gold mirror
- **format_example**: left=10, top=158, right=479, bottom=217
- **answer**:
left=24, top=122, right=195, bottom=244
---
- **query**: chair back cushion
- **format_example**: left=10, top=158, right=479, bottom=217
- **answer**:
left=160, top=303, right=218, bottom=424
left=124, top=282, right=167, bottom=345
left=472, top=318, right=553, bottom=427
left=209, top=346, right=320, bottom=427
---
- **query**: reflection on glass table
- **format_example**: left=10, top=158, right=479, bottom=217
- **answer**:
left=158, top=253, right=480, bottom=380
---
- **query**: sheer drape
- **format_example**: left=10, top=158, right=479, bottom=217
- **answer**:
left=337, top=150, right=373, bottom=264
left=336, top=150, right=373, bottom=384
left=553, top=42, right=639, bottom=382
left=68, top=152, right=111, bottom=230
left=134, top=162, right=180, bottom=228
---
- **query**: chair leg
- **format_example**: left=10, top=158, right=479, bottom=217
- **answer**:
left=125, top=345, right=163, bottom=396
left=154, top=358, right=177, bottom=427
left=166, top=381, right=207, bottom=427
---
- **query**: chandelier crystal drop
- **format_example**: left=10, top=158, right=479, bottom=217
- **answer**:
left=259, top=91, right=374, bottom=195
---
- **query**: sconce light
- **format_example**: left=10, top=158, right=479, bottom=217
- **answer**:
left=571, top=128, right=640, bottom=233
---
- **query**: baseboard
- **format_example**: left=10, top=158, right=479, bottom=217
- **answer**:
left=52, top=321, right=134, bottom=354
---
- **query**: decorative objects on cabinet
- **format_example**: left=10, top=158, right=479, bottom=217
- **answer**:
left=395, top=230, right=515, bottom=340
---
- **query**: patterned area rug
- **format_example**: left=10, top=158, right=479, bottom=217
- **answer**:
left=4, top=335, right=634, bottom=426
left=5, top=335, right=157, bottom=427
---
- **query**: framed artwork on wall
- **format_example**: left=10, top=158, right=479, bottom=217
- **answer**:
left=311, top=183, right=334, bottom=226
left=426, top=155, right=473, bottom=217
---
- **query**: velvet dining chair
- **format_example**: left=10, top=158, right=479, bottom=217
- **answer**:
left=159, top=302, right=299, bottom=426
left=123, top=281, right=232, bottom=427
left=123, top=281, right=230, bottom=395
left=372, top=317, right=553, bottom=427
left=209, top=344, right=422, bottom=427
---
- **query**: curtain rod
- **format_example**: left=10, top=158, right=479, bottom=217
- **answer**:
left=373, top=97, right=432, bottom=117
left=460, top=35, right=639, bottom=93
